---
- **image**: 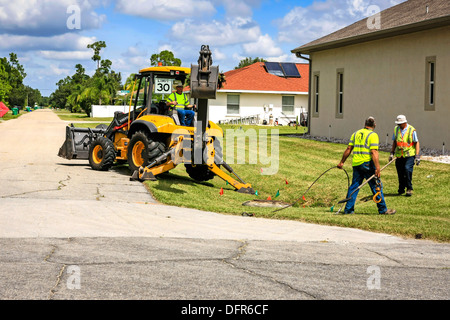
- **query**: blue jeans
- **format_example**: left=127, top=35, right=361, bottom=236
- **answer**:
left=395, top=156, right=415, bottom=192
left=177, top=109, right=195, bottom=126
left=345, top=161, right=388, bottom=214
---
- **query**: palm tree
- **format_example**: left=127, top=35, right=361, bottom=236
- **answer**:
left=81, top=75, right=115, bottom=106
left=66, top=83, right=84, bottom=113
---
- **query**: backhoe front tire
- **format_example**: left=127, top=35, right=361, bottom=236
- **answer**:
left=185, top=164, right=216, bottom=182
left=89, top=136, right=116, bottom=171
left=185, top=138, right=222, bottom=182
left=127, top=131, right=166, bottom=173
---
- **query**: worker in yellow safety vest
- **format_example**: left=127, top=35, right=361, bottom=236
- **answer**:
left=338, top=117, right=396, bottom=215
left=389, top=115, right=420, bottom=197
left=166, top=80, right=196, bottom=126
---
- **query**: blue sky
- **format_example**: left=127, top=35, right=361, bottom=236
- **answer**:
left=0, top=0, right=404, bottom=96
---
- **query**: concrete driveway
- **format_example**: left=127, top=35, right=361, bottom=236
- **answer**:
left=0, top=110, right=448, bottom=302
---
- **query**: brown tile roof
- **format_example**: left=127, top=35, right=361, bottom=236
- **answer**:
left=218, top=62, right=309, bottom=93
left=292, top=0, right=450, bottom=54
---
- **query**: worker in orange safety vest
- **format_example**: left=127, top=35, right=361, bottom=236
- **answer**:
left=389, top=115, right=420, bottom=197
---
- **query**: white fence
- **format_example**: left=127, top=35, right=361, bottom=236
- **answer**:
left=90, top=105, right=130, bottom=118
left=218, top=115, right=260, bottom=125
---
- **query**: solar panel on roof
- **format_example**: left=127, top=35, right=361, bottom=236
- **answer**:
left=265, top=62, right=284, bottom=77
left=265, top=62, right=300, bottom=78
left=281, top=63, right=301, bottom=77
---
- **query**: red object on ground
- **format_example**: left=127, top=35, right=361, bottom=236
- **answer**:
left=220, top=188, right=224, bottom=195
left=0, top=101, right=9, bottom=117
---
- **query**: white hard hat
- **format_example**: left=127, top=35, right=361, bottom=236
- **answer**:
left=395, top=115, right=407, bottom=125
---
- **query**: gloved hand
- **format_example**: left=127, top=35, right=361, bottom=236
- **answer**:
left=388, top=153, right=394, bottom=162
left=415, top=156, right=421, bottom=166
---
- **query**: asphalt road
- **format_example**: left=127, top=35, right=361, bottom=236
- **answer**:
left=0, top=110, right=448, bottom=304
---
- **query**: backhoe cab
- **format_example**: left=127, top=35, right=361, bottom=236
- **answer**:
left=58, top=45, right=255, bottom=194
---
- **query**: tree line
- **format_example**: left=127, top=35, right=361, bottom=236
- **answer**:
left=49, top=41, right=122, bottom=116
left=0, top=53, right=44, bottom=108
left=2, top=38, right=266, bottom=116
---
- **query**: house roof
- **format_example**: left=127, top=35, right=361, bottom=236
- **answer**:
left=292, top=0, right=450, bottom=55
left=218, top=62, right=309, bottom=93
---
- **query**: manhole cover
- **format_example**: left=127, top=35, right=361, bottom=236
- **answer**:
left=242, top=200, right=291, bottom=208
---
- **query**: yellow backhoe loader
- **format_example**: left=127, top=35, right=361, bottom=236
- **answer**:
left=58, top=45, right=255, bottom=194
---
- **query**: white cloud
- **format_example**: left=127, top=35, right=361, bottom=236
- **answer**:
left=0, top=33, right=96, bottom=52
left=347, top=0, right=371, bottom=16
left=266, top=54, right=296, bottom=63
left=157, top=44, right=175, bottom=54
left=242, top=34, right=283, bottom=57
left=122, top=44, right=148, bottom=58
left=38, top=50, right=92, bottom=60
left=218, top=0, right=261, bottom=18
left=212, top=48, right=226, bottom=61
left=276, top=0, right=407, bottom=46
left=0, top=0, right=106, bottom=36
left=170, top=17, right=261, bottom=47
left=113, top=56, right=149, bottom=72
left=45, top=64, right=71, bottom=76
left=276, top=4, right=346, bottom=45
left=129, top=56, right=149, bottom=68
left=115, top=0, right=216, bottom=21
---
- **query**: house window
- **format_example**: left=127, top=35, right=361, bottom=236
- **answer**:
left=227, top=94, right=240, bottom=115
left=336, top=69, right=344, bottom=118
left=282, top=96, right=295, bottom=115
left=425, top=56, right=436, bottom=111
left=313, top=72, right=319, bottom=117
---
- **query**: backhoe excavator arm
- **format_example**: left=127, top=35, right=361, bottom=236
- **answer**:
left=204, top=137, right=255, bottom=194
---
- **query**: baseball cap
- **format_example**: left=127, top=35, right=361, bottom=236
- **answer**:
left=173, top=80, right=183, bottom=87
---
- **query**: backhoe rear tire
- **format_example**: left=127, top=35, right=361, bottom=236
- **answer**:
left=127, top=131, right=166, bottom=173
left=89, top=136, right=116, bottom=171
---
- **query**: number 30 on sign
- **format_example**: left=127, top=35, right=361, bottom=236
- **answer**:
left=154, top=78, right=172, bottom=94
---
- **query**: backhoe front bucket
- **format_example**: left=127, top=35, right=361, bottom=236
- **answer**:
left=58, top=126, right=106, bottom=160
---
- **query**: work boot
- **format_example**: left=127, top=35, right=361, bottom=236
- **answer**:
left=406, top=190, right=413, bottom=197
left=380, top=209, right=396, bottom=215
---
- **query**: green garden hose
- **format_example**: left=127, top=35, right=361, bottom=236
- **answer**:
left=273, top=166, right=350, bottom=213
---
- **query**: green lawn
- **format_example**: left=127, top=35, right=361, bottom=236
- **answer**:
left=0, top=110, right=23, bottom=121
left=145, top=125, right=450, bottom=243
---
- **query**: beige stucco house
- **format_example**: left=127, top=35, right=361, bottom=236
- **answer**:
left=291, top=0, right=450, bottom=150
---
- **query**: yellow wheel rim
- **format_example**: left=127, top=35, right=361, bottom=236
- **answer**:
left=132, top=141, right=145, bottom=167
left=92, top=145, right=103, bottom=164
